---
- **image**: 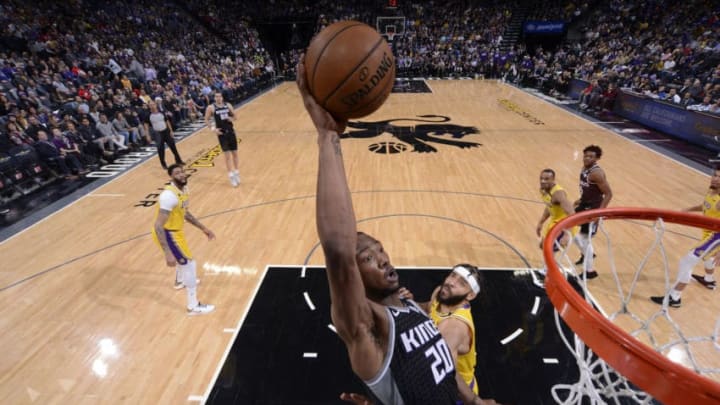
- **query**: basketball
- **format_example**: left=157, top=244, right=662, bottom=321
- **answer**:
left=305, top=20, right=395, bottom=120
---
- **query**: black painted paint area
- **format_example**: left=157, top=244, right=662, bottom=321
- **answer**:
left=206, top=267, right=651, bottom=404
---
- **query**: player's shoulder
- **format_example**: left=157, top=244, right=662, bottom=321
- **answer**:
left=551, top=184, right=566, bottom=196
left=159, top=187, right=179, bottom=197
left=157, top=189, right=179, bottom=209
left=589, top=165, right=606, bottom=176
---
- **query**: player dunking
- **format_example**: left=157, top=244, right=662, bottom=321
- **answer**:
left=574, top=145, right=612, bottom=278
left=297, top=56, right=459, bottom=403
left=347, top=266, right=495, bottom=405
left=651, top=168, right=720, bottom=308
left=152, top=163, right=215, bottom=315
left=205, top=93, right=240, bottom=187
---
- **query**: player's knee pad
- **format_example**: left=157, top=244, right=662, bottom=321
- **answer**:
left=677, top=253, right=701, bottom=283
left=181, top=260, right=197, bottom=288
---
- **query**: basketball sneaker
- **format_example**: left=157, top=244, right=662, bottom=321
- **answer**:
left=691, top=274, right=717, bottom=290
left=575, top=253, right=597, bottom=265
left=581, top=270, right=598, bottom=279
left=174, top=279, right=200, bottom=290
left=229, top=173, right=239, bottom=187
left=650, top=295, right=681, bottom=308
left=187, top=302, right=215, bottom=315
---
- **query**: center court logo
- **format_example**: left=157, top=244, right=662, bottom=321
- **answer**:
left=341, top=115, right=481, bottom=154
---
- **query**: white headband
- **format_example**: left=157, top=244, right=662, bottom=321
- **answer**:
left=453, top=266, right=480, bottom=294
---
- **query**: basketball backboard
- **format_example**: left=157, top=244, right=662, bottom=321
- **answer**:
left=376, top=16, right=405, bottom=41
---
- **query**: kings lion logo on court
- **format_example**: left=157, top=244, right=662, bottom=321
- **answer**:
left=341, top=115, right=481, bottom=154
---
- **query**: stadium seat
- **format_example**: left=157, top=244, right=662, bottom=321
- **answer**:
left=8, top=145, right=55, bottom=192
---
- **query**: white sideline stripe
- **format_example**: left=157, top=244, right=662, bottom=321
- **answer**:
left=504, top=82, right=710, bottom=177
left=303, top=291, right=316, bottom=311
left=87, top=193, right=126, bottom=197
left=531, top=296, right=541, bottom=315
left=634, top=139, right=672, bottom=142
left=201, top=266, right=269, bottom=403
left=500, top=328, right=524, bottom=345
left=303, top=352, right=318, bottom=358
left=543, top=358, right=559, bottom=364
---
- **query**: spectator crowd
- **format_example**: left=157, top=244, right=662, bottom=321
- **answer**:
left=0, top=0, right=718, bottom=209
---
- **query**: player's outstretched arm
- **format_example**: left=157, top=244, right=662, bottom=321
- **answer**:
left=204, top=104, right=217, bottom=133
left=184, top=210, right=215, bottom=240
left=536, top=207, right=550, bottom=237
left=437, top=318, right=480, bottom=404
left=298, top=57, right=376, bottom=375
left=554, top=189, right=575, bottom=217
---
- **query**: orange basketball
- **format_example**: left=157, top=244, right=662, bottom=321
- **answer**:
left=305, top=20, right=395, bottom=120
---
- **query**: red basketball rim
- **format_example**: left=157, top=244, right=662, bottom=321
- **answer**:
left=543, top=207, right=720, bottom=404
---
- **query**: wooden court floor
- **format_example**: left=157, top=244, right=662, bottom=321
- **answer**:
left=0, top=80, right=718, bottom=404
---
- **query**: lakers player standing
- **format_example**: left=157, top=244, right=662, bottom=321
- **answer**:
left=536, top=169, right=577, bottom=251
left=297, top=57, right=460, bottom=404
left=427, top=265, right=485, bottom=404
left=205, top=93, right=240, bottom=187
left=651, top=168, right=720, bottom=308
left=152, top=163, right=215, bottom=315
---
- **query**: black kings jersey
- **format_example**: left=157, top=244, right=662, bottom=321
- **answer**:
left=364, top=299, right=458, bottom=404
left=579, top=164, right=603, bottom=207
left=212, top=103, right=234, bottom=133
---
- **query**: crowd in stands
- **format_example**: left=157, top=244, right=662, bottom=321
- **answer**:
left=517, top=0, right=720, bottom=114
left=276, top=0, right=718, bottom=116
left=0, top=0, right=278, bottom=203
left=0, top=0, right=718, bottom=209
left=526, top=0, right=591, bottom=23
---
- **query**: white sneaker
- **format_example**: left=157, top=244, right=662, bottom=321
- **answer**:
left=229, top=174, right=238, bottom=187
left=233, top=172, right=241, bottom=184
left=187, top=302, right=215, bottom=315
left=174, top=279, right=200, bottom=290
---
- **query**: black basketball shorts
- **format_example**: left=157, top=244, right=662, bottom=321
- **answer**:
left=218, top=131, right=238, bottom=151
left=575, top=202, right=601, bottom=235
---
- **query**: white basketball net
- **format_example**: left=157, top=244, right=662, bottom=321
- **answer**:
left=545, top=216, right=720, bottom=404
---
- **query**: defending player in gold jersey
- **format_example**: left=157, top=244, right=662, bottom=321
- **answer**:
left=536, top=169, right=578, bottom=252
left=651, top=168, right=720, bottom=308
